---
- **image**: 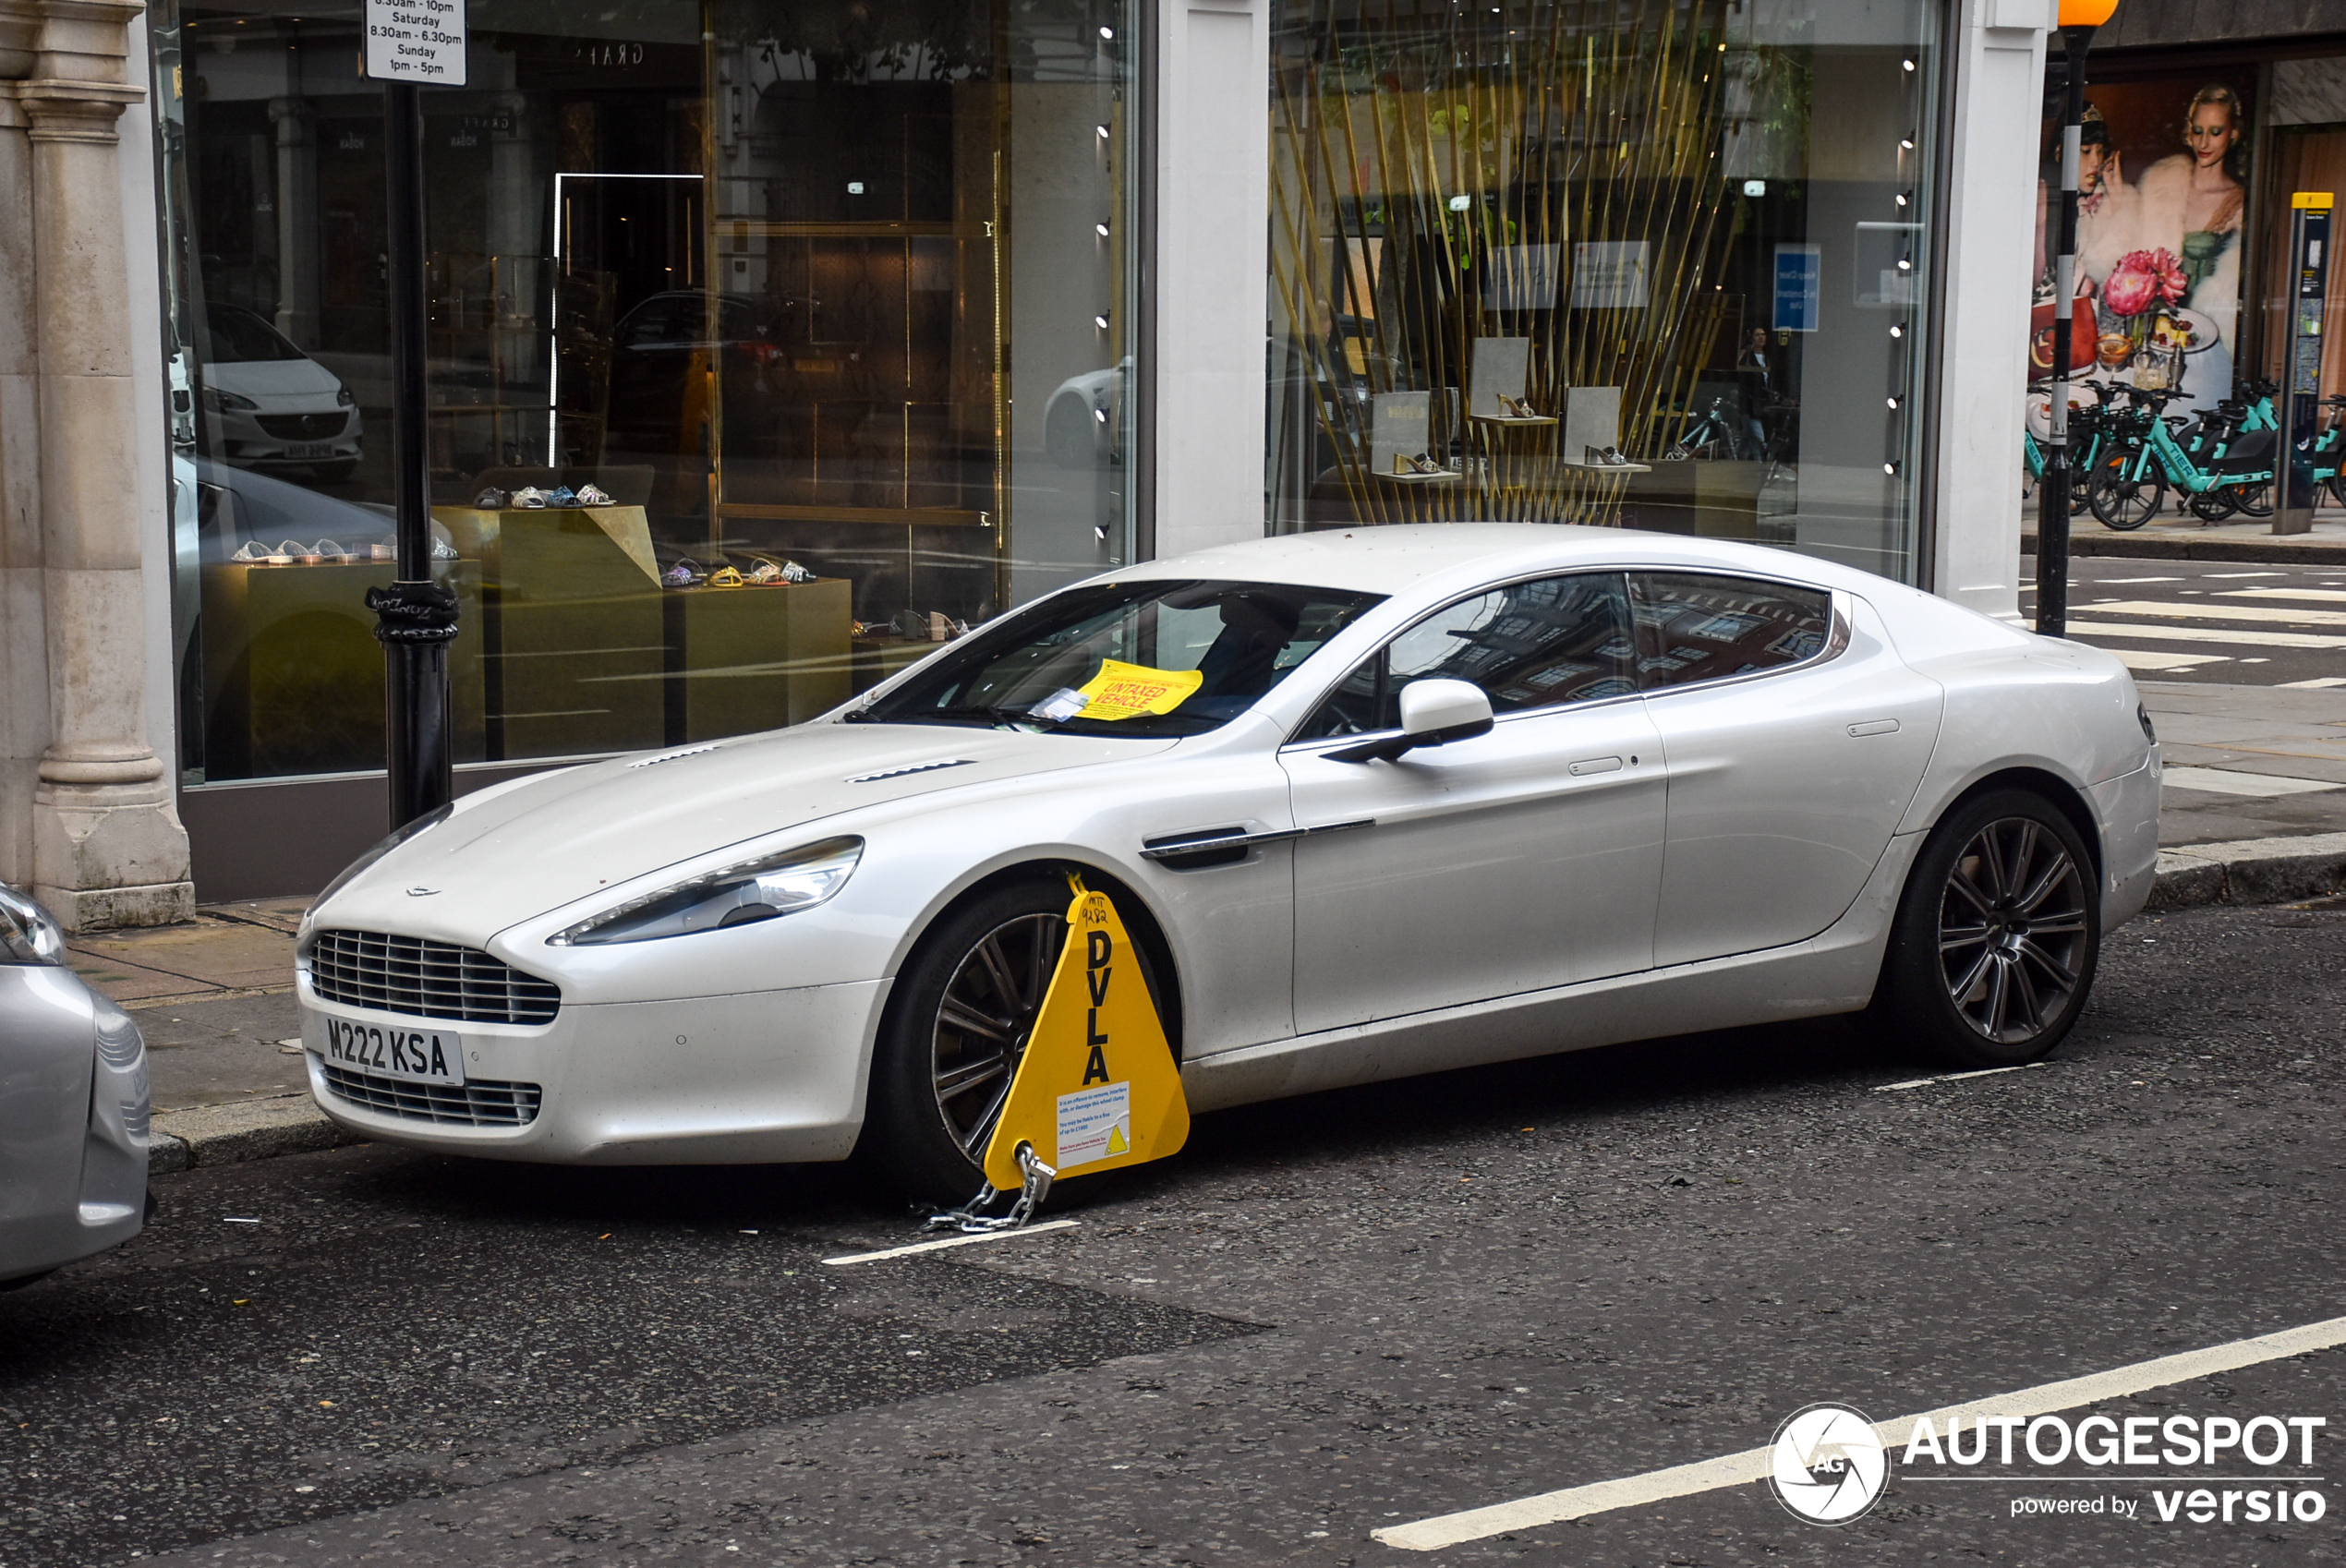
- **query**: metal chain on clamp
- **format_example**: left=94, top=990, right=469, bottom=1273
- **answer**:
left=923, top=1142, right=1057, bottom=1235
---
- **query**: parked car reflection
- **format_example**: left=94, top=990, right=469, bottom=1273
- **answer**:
left=197, top=305, right=363, bottom=481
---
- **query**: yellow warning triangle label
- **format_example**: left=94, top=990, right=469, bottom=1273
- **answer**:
left=982, top=886, right=1190, bottom=1189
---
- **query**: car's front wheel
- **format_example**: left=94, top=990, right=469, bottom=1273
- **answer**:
left=1870, top=790, right=2099, bottom=1068
left=867, top=879, right=1069, bottom=1202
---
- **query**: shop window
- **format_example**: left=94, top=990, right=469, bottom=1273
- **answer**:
left=1266, top=0, right=1942, bottom=585
left=151, top=0, right=1139, bottom=789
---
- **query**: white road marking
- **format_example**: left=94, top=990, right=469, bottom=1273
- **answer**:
left=2199, top=571, right=2289, bottom=578
left=820, top=1220, right=1080, bottom=1266
left=2102, top=648, right=2228, bottom=671
left=2161, top=766, right=2345, bottom=797
left=1874, top=1063, right=2046, bottom=1092
left=2220, top=586, right=2346, bottom=603
left=2281, top=677, right=2346, bottom=689
left=2095, top=575, right=2182, bottom=584
left=2062, top=621, right=2346, bottom=648
left=1372, top=1312, right=2346, bottom=1550
left=2081, top=599, right=2346, bottom=627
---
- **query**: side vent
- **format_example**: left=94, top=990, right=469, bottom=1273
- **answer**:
left=846, top=758, right=974, bottom=784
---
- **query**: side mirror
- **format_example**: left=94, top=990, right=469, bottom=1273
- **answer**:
left=1327, top=678, right=1494, bottom=764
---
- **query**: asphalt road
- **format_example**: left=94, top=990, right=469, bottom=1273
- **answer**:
left=6, top=901, right=2344, bottom=1568
left=2021, top=554, right=2346, bottom=687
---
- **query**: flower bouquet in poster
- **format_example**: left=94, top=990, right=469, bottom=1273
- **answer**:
left=2099, top=247, right=2195, bottom=383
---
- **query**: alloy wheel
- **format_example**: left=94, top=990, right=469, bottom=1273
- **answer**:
left=1935, top=817, right=2090, bottom=1046
left=928, top=911, right=1063, bottom=1158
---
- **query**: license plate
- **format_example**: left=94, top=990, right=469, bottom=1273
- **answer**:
left=284, top=441, right=336, bottom=458
left=313, top=1012, right=464, bottom=1086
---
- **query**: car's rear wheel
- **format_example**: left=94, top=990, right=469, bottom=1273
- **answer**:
left=868, top=879, right=1069, bottom=1202
left=1870, top=790, right=2099, bottom=1068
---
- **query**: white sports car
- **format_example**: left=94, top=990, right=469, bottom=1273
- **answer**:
left=297, top=525, right=2160, bottom=1198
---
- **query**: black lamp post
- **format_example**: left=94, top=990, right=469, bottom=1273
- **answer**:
left=2039, top=1, right=2121, bottom=638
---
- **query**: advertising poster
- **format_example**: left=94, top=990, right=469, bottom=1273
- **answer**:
left=2031, top=75, right=2254, bottom=428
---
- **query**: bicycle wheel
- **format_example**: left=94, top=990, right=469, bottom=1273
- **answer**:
left=2088, top=451, right=2165, bottom=530
left=2328, top=473, right=2346, bottom=511
left=2187, top=487, right=2238, bottom=523
left=2224, top=479, right=2274, bottom=519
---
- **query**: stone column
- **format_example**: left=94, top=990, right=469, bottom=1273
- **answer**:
left=271, top=94, right=317, bottom=346
left=14, top=0, right=193, bottom=929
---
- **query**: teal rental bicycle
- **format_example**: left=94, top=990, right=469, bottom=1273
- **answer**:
left=2021, top=381, right=2119, bottom=520
left=2088, top=386, right=2276, bottom=529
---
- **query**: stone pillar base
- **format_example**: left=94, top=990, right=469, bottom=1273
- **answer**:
left=32, top=780, right=196, bottom=932
left=33, top=876, right=194, bottom=932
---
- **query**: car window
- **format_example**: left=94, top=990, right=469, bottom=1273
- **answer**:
left=856, top=578, right=1385, bottom=737
left=1295, top=572, right=1639, bottom=740
left=202, top=306, right=307, bottom=364
left=1629, top=572, right=1832, bottom=690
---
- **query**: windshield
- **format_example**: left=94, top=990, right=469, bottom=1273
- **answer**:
left=856, top=578, right=1385, bottom=736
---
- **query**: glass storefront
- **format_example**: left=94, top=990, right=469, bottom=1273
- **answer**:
left=1265, top=0, right=1943, bottom=582
left=152, top=0, right=1139, bottom=785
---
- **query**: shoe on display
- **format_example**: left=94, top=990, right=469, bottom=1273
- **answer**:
left=574, top=483, right=613, bottom=506
left=314, top=539, right=345, bottom=558
left=547, top=485, right=578, bottom=506
left=473, top=487, right=509, bottom=509
left=744, top=560, right=784, bottom=585
left=511, top=486, right=549, bottom=509
left=277, top=540, right=313, bottom=558
left=429, top=537, right=459, bottom=561
left=707, top=564, right=745, bottom=587
left=1404, top=452, right=1446, bottom=476
left=662, top=558, right=705, bottom=588
left=231, top=541, right=270, bottom=562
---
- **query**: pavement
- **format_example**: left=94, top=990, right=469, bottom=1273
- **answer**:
left=66, top=676, right=2346, bottom=1181
left=2022, top=498, right=2346, bottom=561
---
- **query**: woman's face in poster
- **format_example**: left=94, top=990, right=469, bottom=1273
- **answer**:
left=2187, top=101, right=2239, bottom=173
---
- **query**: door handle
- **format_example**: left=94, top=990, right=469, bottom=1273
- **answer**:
left=1847, top=719, right=1901, bottom=737
left=1566, top=755, right=1624, bottom=776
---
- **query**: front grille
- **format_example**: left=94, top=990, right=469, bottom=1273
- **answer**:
left=256, top=411, right=349, bottom=440
left=320, top=1063, right=541, bottom=1127
left=308, top=929, right=561, bottom=1025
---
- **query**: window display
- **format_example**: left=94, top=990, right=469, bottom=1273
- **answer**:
left=152, top=0, right=1138, bottom=787
left=1266, top=0, right=1943, bottom=583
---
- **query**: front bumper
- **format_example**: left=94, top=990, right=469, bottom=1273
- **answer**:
left=300, top=976, right=890, bottom=1164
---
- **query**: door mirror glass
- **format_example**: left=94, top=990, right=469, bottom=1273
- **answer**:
left=1328, top=678, right=1493, bottom=763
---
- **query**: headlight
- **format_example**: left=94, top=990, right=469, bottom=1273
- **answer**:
left=200, top=386, right=259, bottom=412
left=548, top=837, right=863, bottom=947
left=336, top=386, right=356, bottom=407
left=0, top=883, right=67, bottom=965
left=299, top=802, right=455, bottom=942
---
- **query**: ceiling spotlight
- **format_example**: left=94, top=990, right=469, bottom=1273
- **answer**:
left=1097, top=124, right=1110, bottom=139
left=1094, top=314, right=1109, bottom=329
left=1095, top=222, right=1110, bottom=236
left=1897, top=258, right=1912, bottom=271
left=1890, top=324, right=1905, bottom=339
left=1884, top=462, right=1897, bottom=475
left=1900, top=138, right=1916, bottom=151
left=1094, top=524, right=1109, bottom=540
left=1902, top=57, right=1915, bottom=71
left=1895, top=193, right=1908, bottom=207
left=1094, top=407, right=1107, bottom=423
left=1886, top=396, right=1900, bottom=410
left=1099, top=25, right=1114, bottom=39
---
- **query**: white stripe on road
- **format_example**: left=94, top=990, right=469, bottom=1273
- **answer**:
left=1873, top=1063, right=2046, bottom=1092
left=2063, top=621, right=2346, bottom=649
left=821, top=1219, right=1079, bottom=1266
left=2281, top=677, right=2346, bottom=689
left=1372, top=1313, right=2346, bottom=1550
left=2220, top=587, right=2346, bottom=604
left=2102, top=648, right=2229, bottom=671
left=2083, top=599, right=2346, bottom=627
left=2162, top=766, right=2344, bottom=798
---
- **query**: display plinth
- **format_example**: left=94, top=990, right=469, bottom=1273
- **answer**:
left=674, top=578, right=855, bottom=741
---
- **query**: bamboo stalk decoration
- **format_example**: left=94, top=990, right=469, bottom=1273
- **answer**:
left=1269, top=0, right=1739, bottom=530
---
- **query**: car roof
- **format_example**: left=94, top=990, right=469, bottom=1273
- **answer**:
left=1111, top=523, right=1880, bottom=599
